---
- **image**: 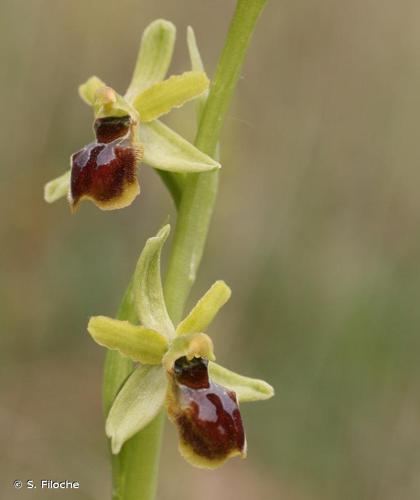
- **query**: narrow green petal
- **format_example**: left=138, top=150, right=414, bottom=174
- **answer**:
left=176, top=281, right=231, bottom=335
left=163, top=332, right=215, bottom=370
left=79, top=76, right=106, bottom=106
left=133, top=225, right=175, bottom=338
left=125, top=19, right=176, bottom=101
left=139, top=120, right=220, bottom=173
left=88, top=316, right=168, bottom=365
left=133, top=71, right=209, bottom=123
left=44, top=170, right=70, bottom=203
left=209, top=362, right=274, bottom=403
left=106, top=365, right=167, bottom=454
left=187, top=26, right=208, bottom=119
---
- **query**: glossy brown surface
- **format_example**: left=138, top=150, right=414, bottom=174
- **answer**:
left=94, top=116, right=130, bottom=143
left=171, top=357, right=245, bottom=465
left=70, top=116, right=141, bottom=210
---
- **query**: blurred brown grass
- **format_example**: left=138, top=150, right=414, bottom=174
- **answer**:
left=2, top=1, right=420, bottom=499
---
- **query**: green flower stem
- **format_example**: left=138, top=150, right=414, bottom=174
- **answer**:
left=103, top=1, right=268, bottom=499
left=164, top=0, right=268, bottom=323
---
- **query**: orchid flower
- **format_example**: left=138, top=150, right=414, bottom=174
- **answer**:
left=87, top=225, right=274, bottom=468
left=44, top=20, right=219, bottom=211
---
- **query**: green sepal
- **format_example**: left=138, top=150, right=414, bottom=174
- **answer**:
left=139, top=120, right=220, bottom=173
left=125, top=19, right=176, bottom=101
left=209, top=362, right=274, bottom=403
left=176, top=280, right=231, bottom=335
left=163, top=332, right=215, bottom=371
left=187, top=27, right=205, bottom=73
left=133, top=225, right=175, bottom=339
left=133, top=71, right=209, bottom=123
left=106, top=364, right=167, bottom=454
left=87, top=316, right=168, bottom=365
left=79, top=76, right=106, bottom=106
left=187, top=27, right=208, bottom=118
left=44, top=170, right=70, bottom=203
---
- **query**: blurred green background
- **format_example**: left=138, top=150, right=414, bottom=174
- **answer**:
left=2, top=0, right=420, bottom=499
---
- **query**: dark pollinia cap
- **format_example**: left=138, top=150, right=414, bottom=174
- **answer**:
left=94, top=116, right=131, bottom=143
left=69, top=116, right=143, bottom=211
left=173, top=356, right=210, bottom=389
left=168, top=357, right=246, bottom=469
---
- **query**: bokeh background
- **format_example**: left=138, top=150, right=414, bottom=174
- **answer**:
left=2, top=0, right=420, bottom=498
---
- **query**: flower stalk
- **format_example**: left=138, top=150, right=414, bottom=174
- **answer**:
left=164, top=0, right=268, bottom=323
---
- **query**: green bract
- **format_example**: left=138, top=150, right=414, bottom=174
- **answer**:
left=44, top=19, right=220, bottom=209
left=87, top=224, right=274, bottom=467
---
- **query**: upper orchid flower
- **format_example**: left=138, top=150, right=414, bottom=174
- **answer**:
left=87, top=225, right=274, bottom=468
left=44, top=20, right=219, bottom=211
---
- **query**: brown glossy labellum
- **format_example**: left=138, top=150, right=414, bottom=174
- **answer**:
left=69, top=116, right=143, bottom=211
left=167, top=356, right=246, bottom=469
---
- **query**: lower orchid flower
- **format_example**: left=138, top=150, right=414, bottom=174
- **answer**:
left=87, top=225, right=274, bottom=468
